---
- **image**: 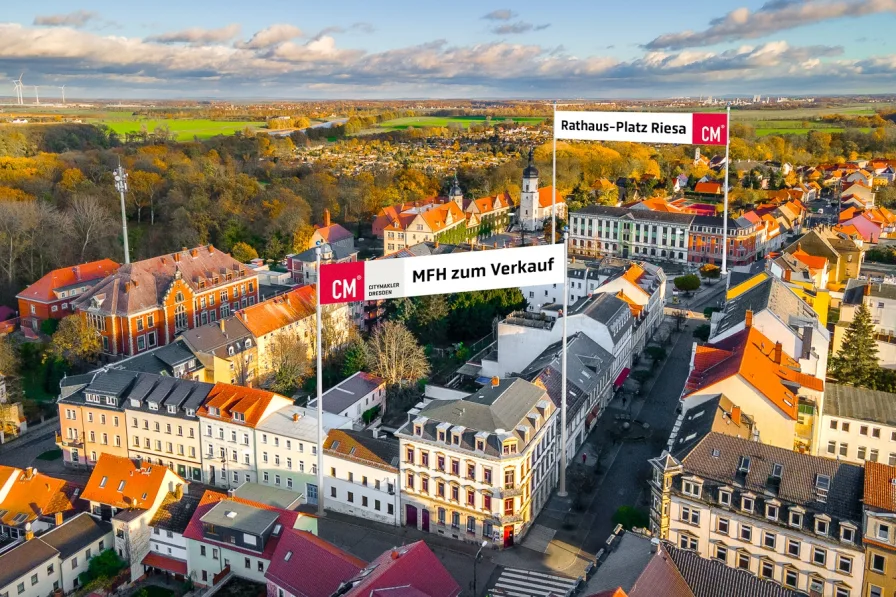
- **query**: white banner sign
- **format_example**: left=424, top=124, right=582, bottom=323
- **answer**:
left=555, top=110, right=728, bottom=145
left=320, top=244, right=564, bottom=304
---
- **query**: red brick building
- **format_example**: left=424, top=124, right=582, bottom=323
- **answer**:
left=72, top=246, right=259, bottom=358
left=16, top=259, right=119, bottom=333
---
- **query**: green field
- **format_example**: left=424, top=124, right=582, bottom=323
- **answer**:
left=754, top=126, right=872, bottom=136
left=100, top=118, right=262, bottom=141
left=374, top=115, right=545, bottom=131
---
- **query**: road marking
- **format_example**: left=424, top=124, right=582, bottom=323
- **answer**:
left=490, top=567, right=578, bottom=597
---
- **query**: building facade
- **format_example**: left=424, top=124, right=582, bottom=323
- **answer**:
left=863, top=461, right=896, bottom=597
left=819, top=384, right=896, bottom=466
left=57, top=370, right=133, bottom=467
left=569, top=206, right=694, bottom=264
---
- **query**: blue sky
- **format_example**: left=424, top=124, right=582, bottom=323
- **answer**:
left=2, top=0, right=896, bottom=99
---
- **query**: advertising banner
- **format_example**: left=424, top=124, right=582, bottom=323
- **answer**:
left=554, top=110, right=728, bottom=146
left=319, top=243, right=565, bottom=304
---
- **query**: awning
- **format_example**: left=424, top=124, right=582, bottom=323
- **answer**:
left=585, top=406, right=600, bottom=427
left=614, top=367, right=631, bottom=389
left=142, top=552, right=188, bottom=576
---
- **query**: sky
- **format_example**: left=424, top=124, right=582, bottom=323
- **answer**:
left=2, top=0, right=896, bottom=100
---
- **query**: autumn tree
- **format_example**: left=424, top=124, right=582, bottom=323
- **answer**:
left=674, top=274, right=701, bottom=294
left=366, top=321, right=430, bottom=385
left=830, top=302, right=880, bottom=388
left=699, top=264, right=721, bottom=285
left=129, top=170, right=164, bottom=225
left=268, top=331, right=312, bottom=395
left=341, top=336, right=369, bottom=378
left=49, top=315, right=102, bottom=367
left=230, top=242, right=259, bottom=263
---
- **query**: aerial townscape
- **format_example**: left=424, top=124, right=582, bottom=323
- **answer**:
left=3, top=3, right=896, bottom=597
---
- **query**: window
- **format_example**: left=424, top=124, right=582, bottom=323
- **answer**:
left=762, top=531, right=776, bottom=550
left=682, top=480, right=701, bottom=498
left=812, top=546, right=827, bottom=566
left=837, top=554, right=853, bottom=574
left=786, top=538, right=801, bottom=557
left=741, top=496, right=754, bottom=512
left=784, top=568, right=798, bottom=588
left=760, top=560, right=773, bottom=579
left=859, top=446, right=867, bottom=460
left=871, top=553, right=886, bottom=573
left=737, top=552, right=750, bottom=570
left=842, top=422, right=850, bottom=432
left=861, top=425, right=869, bottom=435
left=739, top=524, right=752, bottom=542
left=815, top=518, right=829, bottom=535
left=716, top=517, right=729, bottom=534
left=714, top=544, right=727, bottom=562
left=841, top=526, right=856, bottom=543
left=871, top=448, right=880, bottom=462
left=878, top=523, right=890, bottom=541
left=680, top=506, right=699, bottom=525
left=678, top=534, right=698, bottom=550
left=451, top=512, right=460, bottom=529
left=718, top=489, right=731, bottom=506
left=789, top=510, right=803, bottom=528
left=839, top=443, right=848, bottom=457
left=766, top=504, right=778, bottom=520
left=347, top=492, right=353, bottom=503
left=829, top=419, right=838, bottom=429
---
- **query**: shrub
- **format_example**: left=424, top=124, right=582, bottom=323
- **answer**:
left=612, top=506, right=649, bottom=530
left=693, top=324, right=711, bottom=342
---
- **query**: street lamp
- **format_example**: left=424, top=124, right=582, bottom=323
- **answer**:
left=472, top=540, right=488, bottom=597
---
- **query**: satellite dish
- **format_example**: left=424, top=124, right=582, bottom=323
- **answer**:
left=24, top=522, right=32, bottom=532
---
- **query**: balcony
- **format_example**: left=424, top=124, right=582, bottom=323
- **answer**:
left=874, top=333, right=896, bottom=346
left=56, top=433, right=83, bottom=448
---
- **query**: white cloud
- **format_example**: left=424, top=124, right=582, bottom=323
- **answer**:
left=492, top=22, right=551, bottom=34
left=236, top=24, right=303, bottom=49
left=645, top=0, right=896, bottom=50
left=33, top=10, right=99, bottom=28
left=482, top=10, right=516, bottom=21
left=147, top=24, right=240, bottom=45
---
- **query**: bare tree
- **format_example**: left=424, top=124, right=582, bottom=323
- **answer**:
left=671, top=309, right=688, bottom=331
left=268, top=331, right=312, bottom=395
left=0, top=202, right=36, bottom=285
left=366, top=321, right=430, bottom=386
left=68, top=195, right=115, bottom=262
left=321, top=304, right=355, bottom=362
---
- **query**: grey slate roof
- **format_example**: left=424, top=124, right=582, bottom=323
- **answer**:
left=714, top=275, right=817, bottom=338
left=668, top=395, right=754, bottom=460
left=108, top=339, right=198, bottom=375
left=150, top=493, right=200, bottom=534
left=233, top=484, right=303, bottom=510
left=727, top=261, right=766, bottom=289
left=664, top=542, right=807, bottom=597
left=180, top=317, right=253, bottom=357
left=0, top=538, right=58, bottom=589
left=316, top=372, right=385, bottom=415
left=40, top=512, right=112, bottom=559
left=200, top=500, right=279, bottom=534
left=573, top=292, right=632, bottom=345
left=844, top=279, right=896, bottom=304
left=681, top=432, right=864, bottom=527
left=398, top=378, right=550, bottom=457
left=573, top=205, right=696, bottom=225
left=824, top=383, right=896, bottom=426
left=290, top=244, right=359, bottom=263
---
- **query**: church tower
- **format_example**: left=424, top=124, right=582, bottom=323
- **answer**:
left=519, top=148, right=540, bottom=231
left=448, top=173, right=464, bottom=210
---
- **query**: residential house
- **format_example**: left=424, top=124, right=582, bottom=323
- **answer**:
left=862, top=461, right=896, bottom=597
left=649, top=432, right=865, bottom=597
left=818, top=383, right=896, bottom=465
left=263, top=526, right=367, bottom=597
left=197, top=384, right=293, bottom=489
left=107, top=338, right=205, bottom=381
left=16, top=258, right=118, bottom=333
left=143, top=493, right=200, bottom=582
left=82, top=453, right=186, bottom=582
left=323, top=429, right=401, bottom=525
left=287, top=243, right=358, bottom=286
left=688, top=216, right=761, bottom=267
left=682, top=324, right=824, bottom=452
left=56, top=369, right=135, bottom=467
left=180, top=317, right=258, bottom=386
left=834, top=281, right=896, bottom=368
left=518, top=332, right=614, bottom=464
left=73, top=246, right=259, bottom=358
left=184, top=489, right=318, bottom=588
left=309, top=372, right=386, bottom=427
left=254, top=404, right=352, bottom=505
left=693, top=181, right=722, bottom=195
left=835, top=214, right=885, bottom=243
left=373, top=198, right=440, bottom=239
left=309, top=210, right=354, bottom=250
left=122, top=372, right=214, bottom=482
left=569, top=206, right=694, bottom=264
left=384, top=201, right=468, bottom=256
left=841, top=182, right=875, bottom=210
left=0, top=465, right=79, bottom=538
left=397, top=378, right=559, bottom=548
left=782, top=230, right=863, bottom=291
left=519, top=151, right=566, bottom=232
left=0, top=512, right=113, bottom=597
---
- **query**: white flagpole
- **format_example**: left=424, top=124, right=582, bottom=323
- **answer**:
left=553, top=100, right=568, bottom=498
left=315, top=245, right=325, bottom=517
left=721, top=104, right=731, bottom=275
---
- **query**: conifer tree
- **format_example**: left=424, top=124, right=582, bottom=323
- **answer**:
left=830, top=302, right=879, bottom=387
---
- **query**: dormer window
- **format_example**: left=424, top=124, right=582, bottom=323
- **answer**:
left=718, top=489, right=731, bottom=506
left=228, top=346, right=235, bottom=357
left=502, top=441, right=517, bottom=455
left=438, top=431, right=446, bottom=442
left=130, top=399, right=141, bottom=408
left=167, top=405, right=177, bottom=414
left=244, top=339, right=252, bottom=349
left=742, top=496, right=755, bottom=513
left=841, top=525, right=856, bottom=543
left=105, top=396, right=116, bottom=406
left=85, top=394, right=100, bottom=404
left=233, top=412, right=245, bottom=423
left=789, top=510, right=803, bottom=528
left=208, top=406, right=220, bottom=417
left=148, top=402, right=158, bottom=411
left=452, top=432, right=461, bottom=446
left=476, top=439, right=485, bottom=452
left=766, top=503, right=779, bottom=521
left=815, top=518, right=830, bottom=536
left=186, top=409, right=195, bottom=417
left=682, top=480, right=702, bottom=498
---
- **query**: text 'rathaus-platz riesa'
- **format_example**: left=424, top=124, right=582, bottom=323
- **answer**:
left=1, top=94, right=896, bottom=597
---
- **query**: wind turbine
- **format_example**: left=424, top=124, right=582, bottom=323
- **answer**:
left=13, top=74, right=24, bottom=105
left=59, top=85, right=65, bottom=104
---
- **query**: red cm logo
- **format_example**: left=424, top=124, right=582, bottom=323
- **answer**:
left=319, top=261, right=365, bottom=304
left=692, top=113, right=728, bottom=146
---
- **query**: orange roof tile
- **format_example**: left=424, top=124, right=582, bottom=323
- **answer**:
left=313, top=224, right=353, bottom=244
left=419, top=202, right=466, bottom=233
left=324, top=429, right=399, bottom=472
left=791, top=249, right=828, bottom=271
left=237, top=285, right=315, bottom=338
left=17, top=259, right=119, bottom=302
left=0, top=468, right=77, bottom=527
left=865, top=461, right=896, bottom=512
left=537, top=186, right=564, bottom=209
left=383, top=213, right=417, bottom=232
left=614, top=291, right=644, bottom=317
left=199, top=383, right=287, bottom=428
left=639, top=197, right=683, bottom=213
left=839, top=206, right=859, bottom=222
left=621, top=264, right=650, bottom=296
left=82, top=454, right=175, bottom=510
left=694, top=182, right=722, bottom=194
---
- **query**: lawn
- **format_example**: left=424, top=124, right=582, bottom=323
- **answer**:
left=754, top=126, right=871, bottom=136
left=374, top=115, right=545, bottom=131
left=99, top=119, right=262, bottom=141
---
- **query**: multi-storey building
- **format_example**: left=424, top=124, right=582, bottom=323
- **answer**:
left=0, top=465, right=79, bottom=537
left=73, top=246, right=259, bottom=358
left=782, top=230, right=863, bottom=291
left=396, top=378, right=558, bottom=548
left=819, top=384, right=896, bottom=466
left=144, top=493, right=200, bottom=582
left=835, top=280, right=896, bottom=368
left=649, top=432, right=865, bottom=597
left=16, top=258, right=118, bottom=333
left=569, top=206, right=693, bottom=264
left=688, top=215, right=760, bottom=267
left=862, top=461, right=896, bottom=597
left=323, top=429, right=400, bottom=525
left=254, top=404, right=352, bottom=505
left=180, top=317, right=258, bottom=386
left=287, top=243, right=358, bottom=286
left=122, top=373, right=214, bottom=482
left=197, top=384, right=293, bottom=489
left=57, top=369, right=134, bottom=467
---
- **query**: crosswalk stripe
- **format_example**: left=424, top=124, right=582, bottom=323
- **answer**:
left=496, top=579, right=571, bottom=594
left=499, top=574, right=575, bottom=591
left=490, top=567, right=578, bottom=597
left=501, top=570, right=576, bottom=587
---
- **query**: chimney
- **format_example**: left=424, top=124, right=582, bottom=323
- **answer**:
left=208, top=244, right=215, bottom=254
left=731, top=406, right=742, bottom=426
left=783, top=269, right=791, bottom=282
left=24, top=525, right=33, bottom=541
left=491, top=376, right=500, bottom=387
left=773, top=341, right=783, bottom=364
left=219, top=319, right=226, bottom=334
left=54, top=512, right=63, bottom=526
left=175, top=484, right=184, bottom=500
left=650, top=538, right=660, bottom=553
left=293, top=413, right=300, bottom=422
left=191, top=248, right=199, bottom=258
left=390, top=550, right=400, bottom=560
left=745, top=310, right=753, bottom=329
left=124, top=281, right=131, bottom=293
left=323, top=209, right=331, bottom=228
left=173, top=252, right=180, bottom=263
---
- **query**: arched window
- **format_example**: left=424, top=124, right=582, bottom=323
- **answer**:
left=175, top=291, right=185, bottom=303
left=174, top=304, right=187, bottom=331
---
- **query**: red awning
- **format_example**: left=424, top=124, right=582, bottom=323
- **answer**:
left=614, top=367, right=631, bottom=389
left=142, top=552, right=188, bottom=576
left=585, top=405, right=600, bottom=427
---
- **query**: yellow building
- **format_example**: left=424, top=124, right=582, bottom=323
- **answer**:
left=863, top=461, right=896, bottom=597
left=180, top=317, right=258, bottom=386
left=57, top=371, right=131, bottom=467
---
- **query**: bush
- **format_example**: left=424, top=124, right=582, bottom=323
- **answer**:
left=40, top=318, right=60, bottom=336
left=631, top=369, right=652, bottom=383
left=612, top=506, right=649, bottom=530
left=674, top=274, right=701, bottom=293
left=645, top=346, right=667, bottom=361
left=693, top=324, right=711, bottom=342
left=703, top=306, right=720, bottom=319
left=78, top=549, right=125, bottom=588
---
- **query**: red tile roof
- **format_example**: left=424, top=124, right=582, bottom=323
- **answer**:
left=314, top=224, right=354, bottom=245
left=537, top=186, right=564, bottom=209
left=237, top=285, right=315, bottom=338
left=0, top=467, right=78, bottom=527
left=142, top=552, right=188, bottom=576
left=694, top=182, right=722, bottom=194
left=343, top=541, right=460, bottom=597
left=864, top=461, right=896, bottom=512
left=82, top=454, right=176, bottom=510
left=265, top=528, right=365, bottom=597
left=790, top=249, right=828, bottom=271
left=17, top=259, right=119, bottom=302
left=199, top=383, right=289, bottom=428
